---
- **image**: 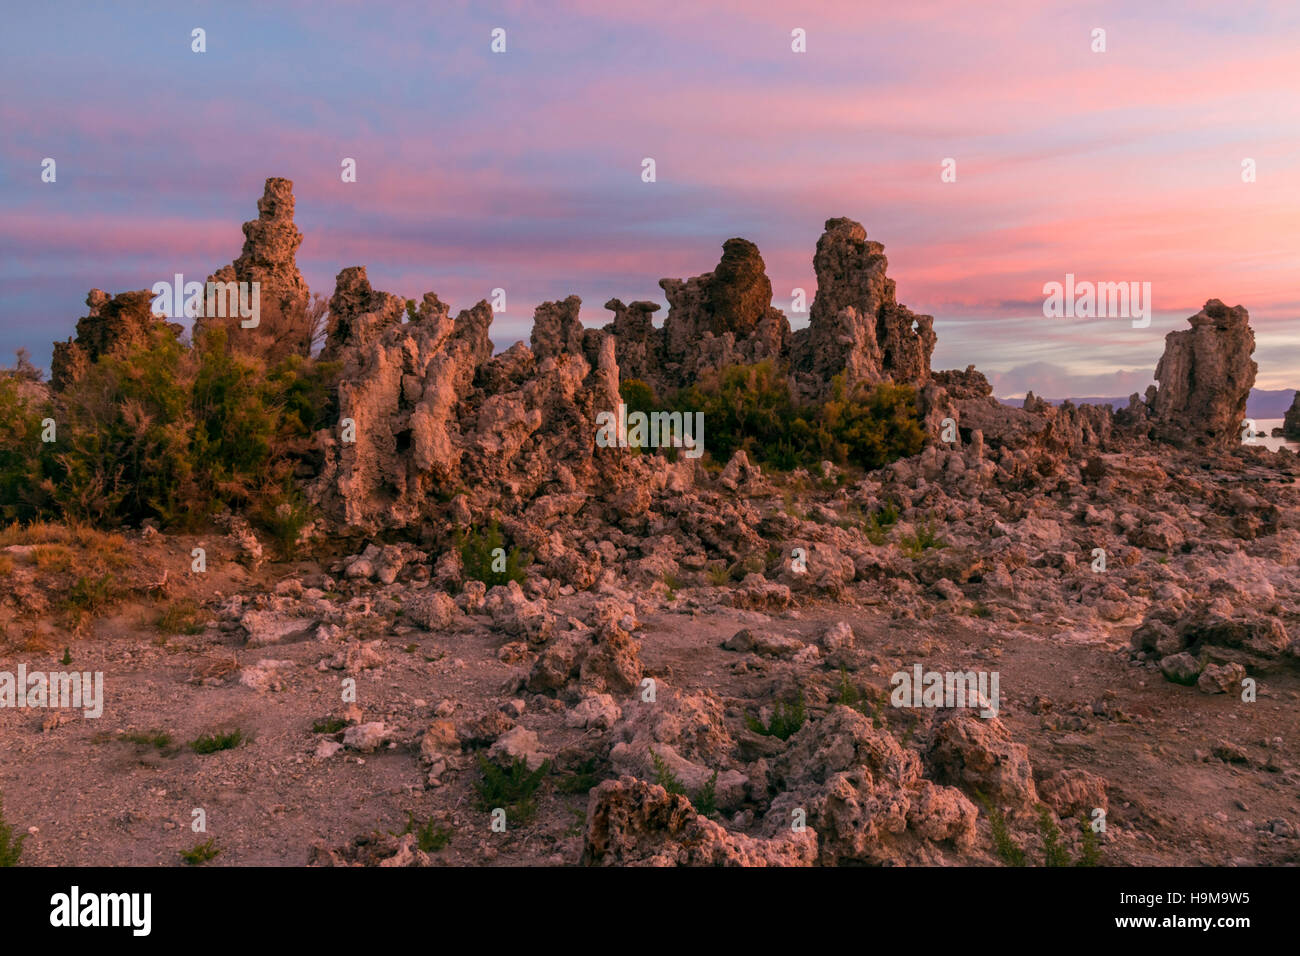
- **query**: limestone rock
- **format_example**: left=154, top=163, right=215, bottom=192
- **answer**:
left=1150, top=299, right=1257, bottom=450
left=790, top=217, right=935, bottom=399
left=51, top=289, right=179, bottom=391
left=1282, top=391, right=1300, bottom=440
left=199, top=177, right=313, bottom=360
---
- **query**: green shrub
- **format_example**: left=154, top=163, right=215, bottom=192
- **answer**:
left=648, top=747, right=686, bottom=796
left=805, top=377, right=926, bottom=470
left=554, top=758, right=602, bottom=795
left=32, top=322, right=338, bottom=533
left=1076, top=814, right=1103, bottom=866
left=693, top=770, right=719, bottom=817
left=1038, top=804, right=1070, bottom=867
left=0, top=791, right=25, bottom=866
left=189, top=730, right=245, bottom=754
left=745, top=691, right=806, bottom=741
left=978, top=792, right=1025, bottom=866
left=900, top=516, right=946, bottom=557
left=46, top=324, right=195, bottom=524
left=648, top=748, right=719, bottom=816
left=402, top=813, right=452, bottom=852
left=0, top=374, right=50, bottom=523
left=473, top=756, right=550, bottom=824
left=671, top=362, right=924, bottom=472
left=180, top=838, right=220, bottom=865
left=864, top=501, right=900, bottom=544
left=456, top=521, right=532, bottom=588
left=674, top=360, right=800, bottom=466
left=619, top=378, right=658, bottom=417
left=123, top=730, right=174, bottom=752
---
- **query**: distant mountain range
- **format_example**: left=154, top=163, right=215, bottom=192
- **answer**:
left=998, top=388, right=1297, bottom=419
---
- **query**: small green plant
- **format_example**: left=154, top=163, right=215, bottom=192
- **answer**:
left=180, top=838, right=220, bottom=865
left=706, top=565, right=731, bottom=587
left=311, top=717, right=346, bottom=734
left=864, top=501, right=899, bottom=544
left=836, top=667, right=861, bottom=708
left=456, top=521, right=532, bottom=588
left=648, top=747, right=686, bottom=796
left=694, top=770, right=719, bottom=817
left=745, top=691, right=806, bottom=741
left=1076, top=814, right=1103, bottom=867
left=255, top=493, right=313, bottom=559
left=124, top=730, right=174, bottom=752
left=473, top=756, right=550, bottom=824
left=402, top=813, right=452, bottom=852
left=978, top=791, right=1025, bottom=866
left=60, top=647, right=72, bottom=666
left=648, top=749, right=719, bottom=815
left=189, top=729, right=245, bottom=754
left=1037, top=804, right=1070, bottom=867
left=900, top=516, right=946, bottom=558
left=554, top=758, right=602, bottom=795
left=661, top=572, right=681, bottom=600
left=562, top=807, right=586, bottom=838
left=0, top=792, right=25, bottom=867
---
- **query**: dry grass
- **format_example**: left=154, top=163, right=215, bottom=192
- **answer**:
left=0, top=521, right=135, bottom=632
left=0, top=521, right=130, bottom=568
left=157, top=598, right=207, bottom=635
left=32, top=544, right=75, bottom=572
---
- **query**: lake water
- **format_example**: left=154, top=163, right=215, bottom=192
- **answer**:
left=1244, top=418, right=1299, bottom=453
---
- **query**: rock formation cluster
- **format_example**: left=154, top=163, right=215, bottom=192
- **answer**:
left=14, top=177, right=1300, bottom=869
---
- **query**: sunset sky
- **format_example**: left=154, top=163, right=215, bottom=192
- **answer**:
left=2, top=0, right=1298, bottom=395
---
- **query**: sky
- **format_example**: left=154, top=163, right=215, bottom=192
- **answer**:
left=2, top=0, right=1299, bottom=396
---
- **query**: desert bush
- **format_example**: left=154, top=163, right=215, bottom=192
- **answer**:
left=180, top=838, right=220, bottom=865
left=672, top=362, right=924, bottom=472
left=401, top=813, right=451, bottom=852
left=0, top=373, right=50, bottom=523
left=456, top=521, right=532, bottom=588
left=674, top=360, right=799, bottom=465
left=473, top=756, right=549, bottom=823
left=745, top=690, right=806, bottom=740
left=0, top=791, right=25, bottom=866
left=900, top=515, right=946, bottom=557
left=189, top=729, right=246, bottom=754
left=32, top=322, right=337, bottom=533
left=648, top=748, right=719, bottom=816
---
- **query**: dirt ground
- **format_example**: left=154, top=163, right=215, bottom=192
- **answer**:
left=1, top=530, right=1295, bottom=868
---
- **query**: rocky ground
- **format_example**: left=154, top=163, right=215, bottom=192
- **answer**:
left=6, top=178, right=1298, bottom=867
left=2, top=432, right=1298, bottom=867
